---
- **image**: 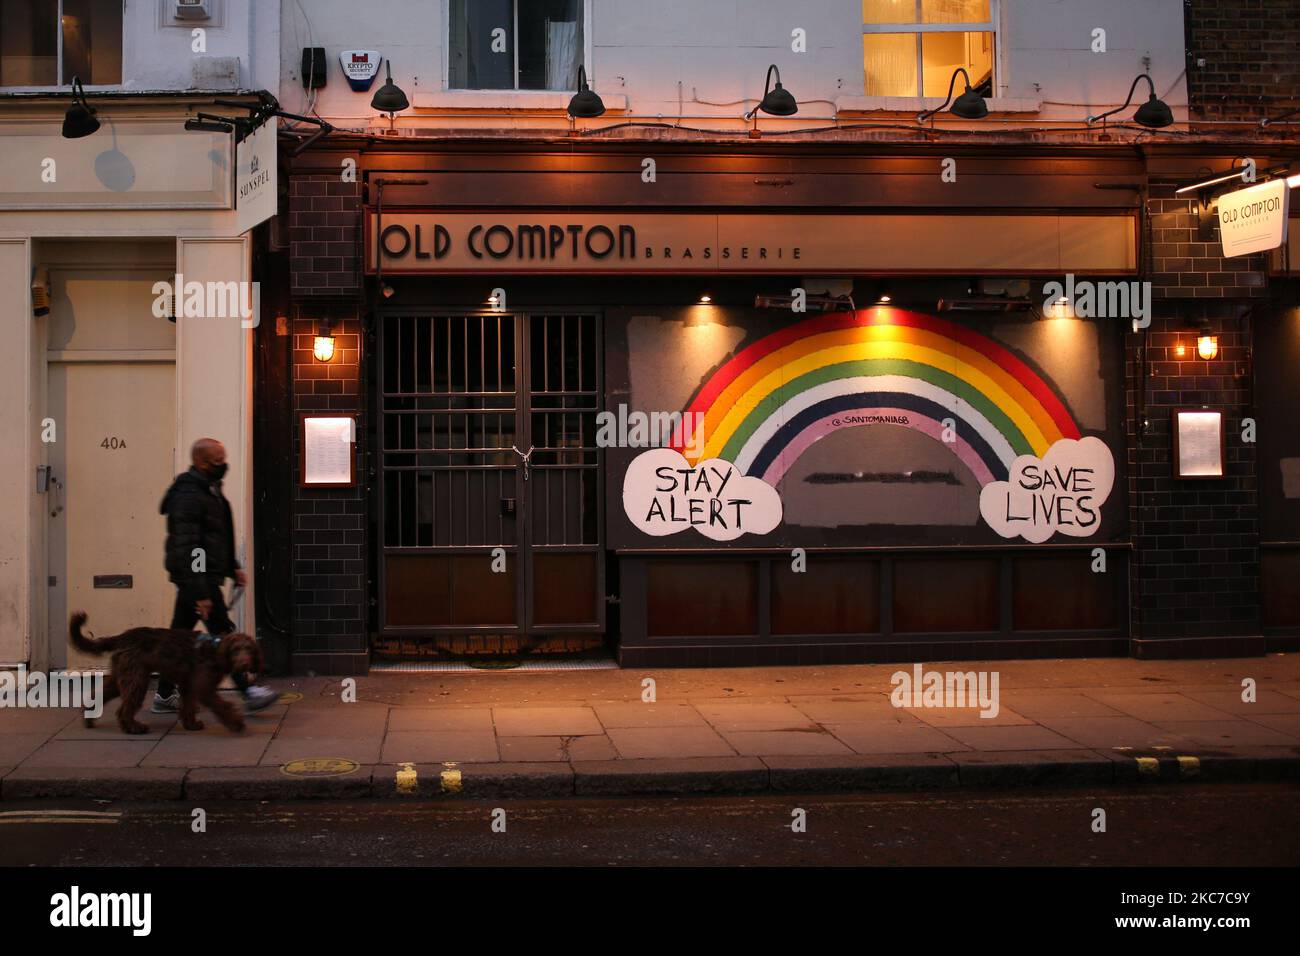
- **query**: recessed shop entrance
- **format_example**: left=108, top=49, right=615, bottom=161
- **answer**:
left=378, top=311, right=603, bottom=645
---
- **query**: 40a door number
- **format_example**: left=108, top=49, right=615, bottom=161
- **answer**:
left=100, top=437, right=127, bottom=450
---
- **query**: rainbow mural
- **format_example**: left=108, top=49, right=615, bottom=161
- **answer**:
left=672, top=308, right=1082, bottom=487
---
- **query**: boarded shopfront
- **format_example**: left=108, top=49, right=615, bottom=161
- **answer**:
left=274, top=141, right=1151, bottom=671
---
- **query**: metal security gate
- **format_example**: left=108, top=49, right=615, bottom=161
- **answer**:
left=379, top=311, right=603, bottom=638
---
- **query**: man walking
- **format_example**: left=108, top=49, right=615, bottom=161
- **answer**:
left=153, top=437, right=279, bottom=714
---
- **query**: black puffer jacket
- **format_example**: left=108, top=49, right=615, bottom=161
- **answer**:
left=161, top=468, right=239, bottom=585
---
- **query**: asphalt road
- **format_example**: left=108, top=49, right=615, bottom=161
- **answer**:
left=2, top=784, right=1298, bottom=867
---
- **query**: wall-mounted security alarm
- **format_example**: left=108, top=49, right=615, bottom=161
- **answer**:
left=302, top=47, right=328, bottom=89
left=174, top=0, right=211, bottom=19
left=340, top=51, right=382, bottom=92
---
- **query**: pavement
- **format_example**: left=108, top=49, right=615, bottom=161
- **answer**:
left=2, top=655, right=1300, bottom=800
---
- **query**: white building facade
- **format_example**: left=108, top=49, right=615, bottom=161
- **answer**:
left=0, top=0, right=280, bottom=670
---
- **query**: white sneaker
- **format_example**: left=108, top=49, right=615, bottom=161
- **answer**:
left=151, top=691, right=180, bottom=714
left=242, top=685, right=281, bottom=713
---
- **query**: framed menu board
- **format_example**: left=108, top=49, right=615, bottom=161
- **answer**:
left=300, top=413, right=357, bottom=488
left=1172, top=408, right=1225, bottom=479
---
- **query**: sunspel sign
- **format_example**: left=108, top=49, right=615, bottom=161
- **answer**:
left=1219, top=178, right=1290, bottom=257
left=234, top=122, right=276, bottom=235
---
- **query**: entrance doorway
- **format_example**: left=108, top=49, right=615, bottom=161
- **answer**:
left=43, top=255, right=177, bottom=669
left=378, top=311, right=603, bottom=643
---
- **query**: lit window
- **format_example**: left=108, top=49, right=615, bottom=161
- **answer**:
left=862, top=0, right=996, bottom=98
left=449, top=0, right=585, bottom=91
left=0, top=0, right=122, bottom=87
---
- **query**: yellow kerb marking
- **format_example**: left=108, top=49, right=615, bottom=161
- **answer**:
left=1176, top=756, right=1201, bottom=777
left=1135, top=756, right=1160, bottom=776
left=440, top=762, right=463, bottom=793
left=396, top=762, right=418, bottom=794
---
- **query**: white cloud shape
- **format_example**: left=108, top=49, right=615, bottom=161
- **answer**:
left=979, top=436, right=1115, bottom=544
left=623, top=448, right=783, bottom=542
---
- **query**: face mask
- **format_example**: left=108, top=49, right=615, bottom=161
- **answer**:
left=208, top=462, right=228, bottom=481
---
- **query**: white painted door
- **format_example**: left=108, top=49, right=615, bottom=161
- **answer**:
left=48, top=361, right=177, bottom=670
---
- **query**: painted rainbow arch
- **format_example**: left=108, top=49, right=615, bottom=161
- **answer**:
left=672, top=308, right=1082, bottom=486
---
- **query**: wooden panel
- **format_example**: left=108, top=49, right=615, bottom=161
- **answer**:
left=772, top=559, right=880, bottom=635
left=532, top=552, right=598, bottom=626
left=1012, top=553, right=1118, bottom=631
left=385, top=553, right=517, bottom=627
left=893, top=556, right=999, bottom=632
left=1262, top=550, right=1300, bottom=628
left=647, top=560, right=758, bottom=637
left=385, top=555, right=452, bottom=626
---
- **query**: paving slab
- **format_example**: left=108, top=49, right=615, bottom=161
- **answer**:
left=1086, top=692, right=1235, bottom=722
left=58, top=712, right=177, bottom=740
left=19, top=739, right=155, bottom=769
left=1034, top=715, right=1198, bottom=750
left=491, top=706, right=603, bottom=737
left=496, top=734, right=617, bottom=762
left=0, top=733, right=58, bottom=766
left=826, top=721, right=968, bottom=755
left=949, top=749, right=1114, bottom=788
left=2, top=766, right=185, bottom=801
left=1184, top=689, right=1300, bottom=715
left=0, top=709, right=82, bottom=733
left=275, top=704, right=390, bottom=737
left=719, top=728, right=854, bottom=757
left=903, top=706, right=1033, bottom=727
left=591, top=702, right=708, bottom=728
left=998, top=692, right=1125, bottom=719
left=1240, top=713, right=1300, bottom=737
left=385, top=707, right=495, bottom=733
left=140, top=724, right=276, bottom=768
left=693, top=701, right=819, bottom=732
left=259, top=735, right=383, bottom=766
left=380, top=729, right=500, bottom=763
left=606, top=725, right=736, bottom=759
left=186, top=764, right=373, bottom=800
left=938, top=724, right=1087, bottom=752
left=1150, top=719, right=1300, bottom=748
left=787, top=695, right=900, bottom=723
left=763, top=753, right=959, bottom=791
left=573, top=757, right=768, bottom=795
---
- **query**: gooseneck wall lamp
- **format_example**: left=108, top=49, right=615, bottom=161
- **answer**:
left=744, top=64, right=798, bottom=119
left=917, top=67, right=988, bottom=124
left=61, top=76, right=101, bottom=139
left=1087, top=73, right=1174, bottom=130
left=567, top=65, right=606, bottom=118
left=370, top=61, right=410, bottom=126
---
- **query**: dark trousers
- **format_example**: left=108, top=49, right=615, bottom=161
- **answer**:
left=157, top=576, right=249, bottom=698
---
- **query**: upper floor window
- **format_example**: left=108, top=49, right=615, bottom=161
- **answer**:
left=449, top=0, right=584, bottom=91
left=0, top=0, right=122, bottom=87
left=862, top=0, right=995, bottom=98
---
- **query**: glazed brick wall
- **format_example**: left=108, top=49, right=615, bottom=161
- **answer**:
left=290, top=309, right=369, bottom=673
left=1126, top=182, right=1265, bottom=641
left=289, top=174, right=362, bottom=297
left=1186, top=0, right=1300, bottom=125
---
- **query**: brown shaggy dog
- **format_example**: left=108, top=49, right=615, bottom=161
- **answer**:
left=70, top=612, right=258, bottom=735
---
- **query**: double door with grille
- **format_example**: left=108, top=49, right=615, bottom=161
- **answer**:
left=379, top=311, right=602, bottom=638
